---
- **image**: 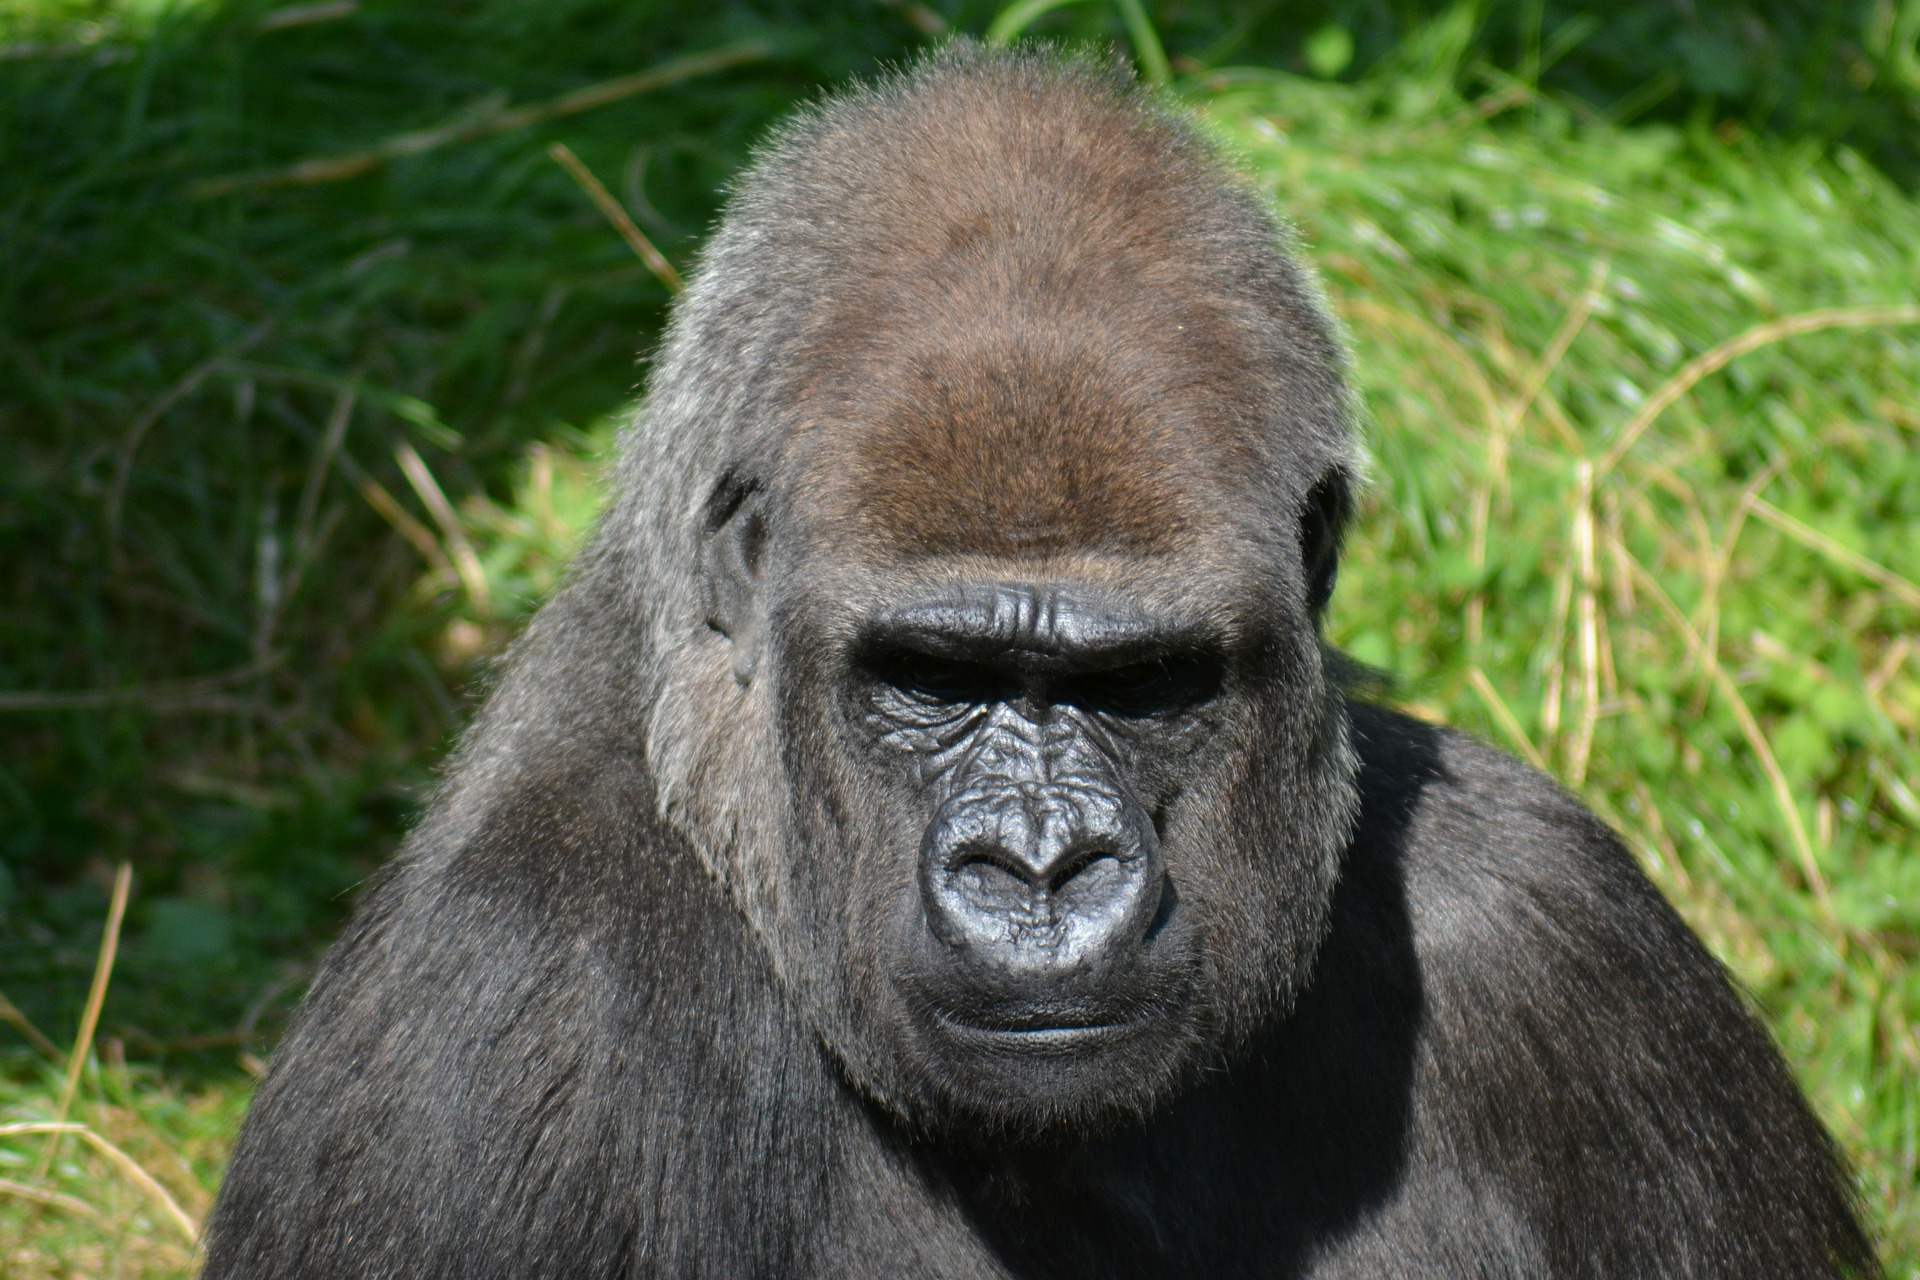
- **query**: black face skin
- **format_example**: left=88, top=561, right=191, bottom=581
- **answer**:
left=699, top=445, right=1356, bottom=1137
left=860, top=585, right=1215, bottom=1093
left=753, top=537, right=1354, bottom=1140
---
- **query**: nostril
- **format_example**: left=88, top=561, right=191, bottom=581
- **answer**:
left=1047, top=853, right=1135, bottom=922
left=949, top=842, right=1031, bottom=884
left=947, top=847, right=1046, bottom=918
left=947, top=843, right=1124, bottom=900
left=951, top=849, right=1025, bottom=893
left=1046, top=847, right=1114, bottom=893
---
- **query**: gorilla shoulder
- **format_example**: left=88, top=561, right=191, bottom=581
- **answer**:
left=1339, top=700, right=1858, bottom=1277
left=1345, top=698, right=1722, bottom=1026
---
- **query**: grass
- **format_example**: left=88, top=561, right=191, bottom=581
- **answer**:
left=2, top=3, right=1918, bottom=1275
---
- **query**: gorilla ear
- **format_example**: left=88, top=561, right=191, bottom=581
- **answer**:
left=1299, top=470, right=1350, bottom=617
left=699, top=473, right=769, bottom=684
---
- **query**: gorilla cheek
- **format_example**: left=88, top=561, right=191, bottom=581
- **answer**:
left=755, top=686, right=900, bottom=1046
left=1151, top=700, right=1348, bottom=1051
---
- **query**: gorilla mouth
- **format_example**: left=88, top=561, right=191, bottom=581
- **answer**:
left=906, top=968, right=1192, bottom=1066
left=892, top=906, right=1193, bottom=1063
left=894, top=973, right=1204, bottom=1132
left=887, top=858, right=1199, bottom=1084
left=931, top=1008, right=1135, bottom=1044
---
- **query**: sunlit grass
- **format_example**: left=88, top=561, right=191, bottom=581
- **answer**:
left=2, top=1060, right=245, bottom=1277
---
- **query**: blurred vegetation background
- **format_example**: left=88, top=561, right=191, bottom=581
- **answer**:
left=2, top=0, right=1917, bottom=1273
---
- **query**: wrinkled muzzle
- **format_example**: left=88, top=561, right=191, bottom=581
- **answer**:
left=911, top=712, right=1167, bottom=1027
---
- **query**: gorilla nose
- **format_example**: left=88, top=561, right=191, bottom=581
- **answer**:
left=920, top=787, right=1164, bottom=976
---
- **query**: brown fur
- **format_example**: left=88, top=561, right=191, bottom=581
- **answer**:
left=756, top=58, right=1349, bottom=564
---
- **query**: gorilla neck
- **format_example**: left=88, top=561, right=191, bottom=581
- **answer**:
left=836, top=1041, right=1329, bottom=1278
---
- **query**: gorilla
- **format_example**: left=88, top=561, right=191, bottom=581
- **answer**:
left=204, top=47, right=1877, bottom=1278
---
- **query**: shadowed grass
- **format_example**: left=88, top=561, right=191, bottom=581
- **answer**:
left=0, top=0, right=946, bottom=1055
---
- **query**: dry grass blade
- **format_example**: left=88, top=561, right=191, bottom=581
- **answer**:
left=880, top=0, right=948, bottom=37
left=0, top=1121, right=84, bottom=1136
left=1692, top=452, right=1793, bottom=669
left=0, top=655, right=281, bottom=713
left=1748, top=497, right=1920, bottom=610
left=345, top=460, right=452, bottom=578
left=548, top=142, right=684, bottom=294
left=1597, top=305, right=1920, bottom=479
left=1867, top=637, right=1913, bottom=696
left=3, top=1122, right=199, bottom=1243
left=395, top=443, right=492, bottom=620
left=1567, top=460, right=1601, bottom=785
left=1466, top=667, right=1550, bottom=771
left=0, top=990, right=65, bottom=1059
left=0, top=1175, right=99, bottom=1219
left=1339, top=298, right=1510, bottom=440
left=1629, top=779, right=1695, bottom=894
left=254, top=0, right=357, bottom=32
left=1466, top=257, right=1608, bottom=655
left=1539, top=531, right=1577, bottom=741
left=190, top=42, right=769, bottom=198
left=34, top=863, right=133, bottom=1182
left=75, top=1129, right=201, bottom=1243
left=1510, top=257, right=1612, bottom=430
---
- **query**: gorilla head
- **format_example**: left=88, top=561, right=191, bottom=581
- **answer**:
left=636, top=50, right=1361, bottom=1137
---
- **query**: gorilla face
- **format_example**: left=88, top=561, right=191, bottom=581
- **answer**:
left=703, top=480, right=1359, bottom=1137
left=835, top=573, right=1274, bottom=1130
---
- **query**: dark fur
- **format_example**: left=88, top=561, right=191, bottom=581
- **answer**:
left=205, top=48, right=1877, bottom=1278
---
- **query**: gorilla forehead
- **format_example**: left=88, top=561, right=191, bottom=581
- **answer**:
left=802, top=316, right=1257, bottom=559
left=719, top=51, right=1355, bottom=561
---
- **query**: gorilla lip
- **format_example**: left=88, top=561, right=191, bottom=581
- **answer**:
left=902, top=947, right=1195, bottom=1053
left=928, top=1007, right=1136, bottom=1051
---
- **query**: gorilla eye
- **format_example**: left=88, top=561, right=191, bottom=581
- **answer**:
left=880, top=652, right=1004, bottom=707
left=1065, top=656, right=1220, bottom=719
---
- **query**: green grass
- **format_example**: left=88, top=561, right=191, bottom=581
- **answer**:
left=2, top=4, right=1918, bottom=1275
